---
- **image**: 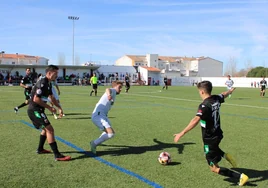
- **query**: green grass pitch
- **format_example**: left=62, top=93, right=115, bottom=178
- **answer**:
left=0, top=85, right=268, bottom=187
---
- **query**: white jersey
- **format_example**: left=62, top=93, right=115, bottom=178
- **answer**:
left=225, top=79, right=234, bottom=89
left=92, top=88, right=117, bottom=117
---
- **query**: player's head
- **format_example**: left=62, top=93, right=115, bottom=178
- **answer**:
left=197, top=81, right=212, bottom=95
left=45, top=65, right=59, bottom=81
left=263, top=76, right=265, bottom=80
left=112, top=81, right=123, bottom=94
left=227, top=75, right=231, bottom=79
left=26, top=68, right=31, bottom=75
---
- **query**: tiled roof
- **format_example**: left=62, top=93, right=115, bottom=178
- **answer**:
left=126, top=55, right=146, bottom=62
left=140, top=66, right=161, bottom=72
left=1, top=54, right=45, bottom=59
left=126, top=55, right=205, bottom=62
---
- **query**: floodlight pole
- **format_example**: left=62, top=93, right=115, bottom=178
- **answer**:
left=68, top=16, right=79, bottom=65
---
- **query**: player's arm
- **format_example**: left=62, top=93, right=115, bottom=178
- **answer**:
left=221, top=87, right=236, bottom=98
left=33, top=95, right=55, bottom=113
left=173, top=116, right=201, bottom=143
left=55, top=84, right=60, bottom=95
left=105, top=88, right=113, bottom=101
left=20, top=79, right=28, bottom=89
left=49, top=94, right=63, bottom=113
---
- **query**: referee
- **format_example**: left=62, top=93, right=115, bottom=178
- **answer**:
left=90, top=73, right=98, bottom=96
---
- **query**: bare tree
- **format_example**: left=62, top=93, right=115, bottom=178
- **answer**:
left=224, top=56, right=237, bottom=76
left=58, top=52, right=65, bottom=65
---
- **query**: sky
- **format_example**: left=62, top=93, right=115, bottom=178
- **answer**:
left=1, top=0, right=268, bottom=71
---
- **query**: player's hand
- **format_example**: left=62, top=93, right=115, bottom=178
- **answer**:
left=58, top=108, right=64, bottom=119
left=108, top=95, right=113, bottom=101
left=173, top=132, right=184, bottom=143
left=49, top=106, right=56, bottom=113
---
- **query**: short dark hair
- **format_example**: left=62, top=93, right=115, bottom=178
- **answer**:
left=26, top=68, right=31, bottom=71
left=45, top=65, right=59, bottom=73
left=197, top=81, right=212, bottom=94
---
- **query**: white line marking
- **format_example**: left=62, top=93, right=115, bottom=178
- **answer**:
left=129, top=93, right=268, bottom=110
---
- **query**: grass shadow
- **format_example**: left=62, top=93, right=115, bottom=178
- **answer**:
left=223, top=168, right=268, bottom=186
left=97, top=138, right=195, bottom=157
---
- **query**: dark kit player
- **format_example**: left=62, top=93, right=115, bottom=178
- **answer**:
left=14, top=68, right=33, bottom=113
left=27, top=65, right=71, bottom=161
left=173, top=81, right=248, bottom=186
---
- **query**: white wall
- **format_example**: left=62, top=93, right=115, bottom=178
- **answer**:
left=198, top=58, right=223, bottom=77
left=147, top=54, right=158, bottom=68
left=115, top=56, right=133, bottom=66
left=170, top=77, right=263, bottom=88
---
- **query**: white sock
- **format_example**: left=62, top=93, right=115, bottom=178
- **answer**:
left=99, top=132, right=106, bottom=138
left=94, top=132, right=114, bottom=146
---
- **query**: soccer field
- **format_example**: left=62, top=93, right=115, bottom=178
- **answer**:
left=1, top=85, right=268, bottom=188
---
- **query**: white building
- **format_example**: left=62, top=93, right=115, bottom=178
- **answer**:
left=0, top=53, right=49, bottom=65
left=115, top=54, right=223, bottom=85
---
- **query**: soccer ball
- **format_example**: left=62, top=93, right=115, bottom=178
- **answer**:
left=158, top=152, right=171, bottom=165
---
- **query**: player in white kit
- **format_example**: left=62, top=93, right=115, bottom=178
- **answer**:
left=225, top=75, right=234, bottom=98
left=90, top=81, right=123, bottom=155
left=48, top=79, right=65, bottom=119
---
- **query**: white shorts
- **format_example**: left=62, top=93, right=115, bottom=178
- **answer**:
left=227, top=86, right=232, bottom=90
left=91, top=114, right=111, bottom=131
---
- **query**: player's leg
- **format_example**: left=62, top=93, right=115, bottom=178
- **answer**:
left=205, top=142, right=248, bottom=186
left=14, top=92, right=30, bottom=113
left=94, top=85, right=98, bottom=96
left=263, top=89, right=266, bottom=97
left=27, top=109, right=51, bottom=154
left=90, top=116, right=114, bottom=154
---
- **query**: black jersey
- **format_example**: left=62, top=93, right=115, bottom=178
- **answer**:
left=125, top=76, right=129, bottom=83
left=29, top=77, right=52, bottom=110
left=260, top=80, right=267, bottom=88
left=196, top=94, right=224, bottom=144
left=21, top=74, right=33, bottom=92
left=164, top=78, right=167, bottom=83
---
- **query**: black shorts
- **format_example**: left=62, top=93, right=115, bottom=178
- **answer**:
left=24, top=89, right=32, bottom=100
left=92, top=84, right=98, bottom=89
left=125, top=82, right=130, bottom=88
left=203, top=136, right=224, bottom=166
left=27, top=108, right=51, bottom=129
left=261, top=86, right=266, bottom=91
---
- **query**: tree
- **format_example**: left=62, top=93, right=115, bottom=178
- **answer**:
left=246, top=66, right=267, bottom=77
left=224, top=56, right=237, bottom=76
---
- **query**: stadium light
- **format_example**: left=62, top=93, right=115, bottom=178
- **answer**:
left=68, top=16, right=79, bottom=65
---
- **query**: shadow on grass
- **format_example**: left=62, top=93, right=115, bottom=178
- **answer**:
left=97, top=138, right=195, bottom=157
left=61, top=151, right=94, bottom=161
left=223, top=168, right=268, bottom=186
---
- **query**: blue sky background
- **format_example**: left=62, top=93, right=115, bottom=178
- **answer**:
left=1, top=0, right=268, bottom=70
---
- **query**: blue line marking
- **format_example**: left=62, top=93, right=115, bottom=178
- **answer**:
left=20, top=120, right=163, bottom=188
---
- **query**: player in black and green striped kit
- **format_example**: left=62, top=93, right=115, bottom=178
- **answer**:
left=90, top=73, right=98, bottom=96
left=173, top=81, right=248, bottom=186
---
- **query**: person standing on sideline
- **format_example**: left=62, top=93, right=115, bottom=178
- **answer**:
left=225, top=75, right=234, bottom=98
left=259, top=77, right=267, bottom=97
left=173, top=81, right=248, bottom=186
left=125, top=73, right=130, bottom=93
left=90, top=73, right=98, bottom=96
left=27, top=65, right=71, bottom=161
left=90, top=81, right=123, bottom=155
left=162, top=76, right=168, bottom=90
left=14, top=68, right=33, bottom=113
